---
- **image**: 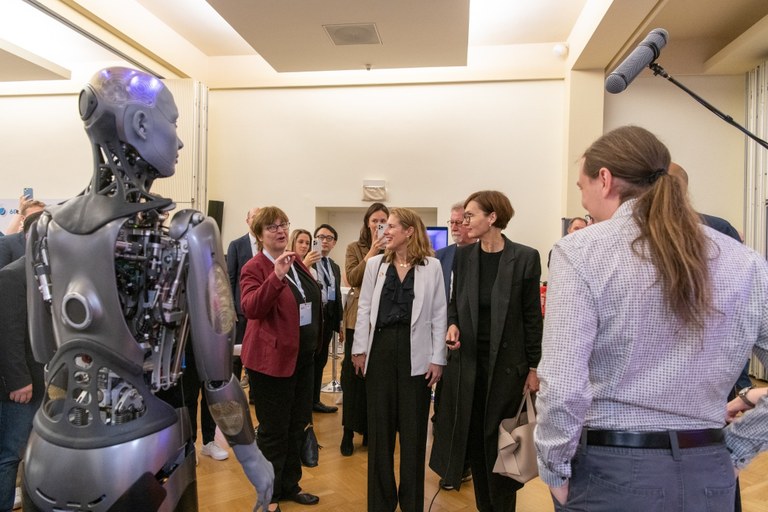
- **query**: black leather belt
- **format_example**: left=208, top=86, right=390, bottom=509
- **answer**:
left=586, top=428, right=724, bottom=449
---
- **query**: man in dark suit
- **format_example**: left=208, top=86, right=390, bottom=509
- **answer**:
left=311, top=224, right=344, bottom=413
left=227, top=207, right=260, bottom=385
left=0, top=200, right=44, bottom=269
left=0, top=212, right=45, bottom=511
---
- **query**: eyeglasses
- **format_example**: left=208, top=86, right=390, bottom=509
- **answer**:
left=265, top=222, right=290, bottom=233
left=315, top=235, right=336, bottom=241
left=462, top=213, right=477, bottom=222
left=447, top=220, right=463, bottom=227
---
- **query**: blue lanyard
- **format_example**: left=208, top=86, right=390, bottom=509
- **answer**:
left=262, top=251, right=306, bottom=302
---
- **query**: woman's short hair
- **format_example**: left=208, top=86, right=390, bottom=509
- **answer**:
left=250, top=206, right=289, bottom=251
left=464, top=190, right=515, bottom=230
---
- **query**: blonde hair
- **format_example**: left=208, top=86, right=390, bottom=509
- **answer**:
left=582, top=126, right=712, bottom=327
left=289, top=229, right=312, bottom=254
left=383, top=208, right=434, bottom=265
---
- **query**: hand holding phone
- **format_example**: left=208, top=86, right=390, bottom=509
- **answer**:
left=312, top=238, right=321, bottom=253
left=23, top=187, right=33, bottom=200
left=376, top=223, right=386, bottom=240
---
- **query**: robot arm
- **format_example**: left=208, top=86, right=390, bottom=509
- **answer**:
left=26, top=210, right=57, bottom=364
left=178, top=210, right=274, bottom=508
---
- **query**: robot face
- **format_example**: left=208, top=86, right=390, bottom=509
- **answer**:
left=81, top=67, right=185, bottom=177
left=136, top=87, right=184, bottom=177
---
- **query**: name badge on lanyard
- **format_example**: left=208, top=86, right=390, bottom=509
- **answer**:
left=299, top=302, right=312, bottom=326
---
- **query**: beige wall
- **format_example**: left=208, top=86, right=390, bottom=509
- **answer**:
left=0, top=73, right=747, bottom=278
left=603, top=74, right=746, bottom=231
left=207, top=80, right=566, bottom=276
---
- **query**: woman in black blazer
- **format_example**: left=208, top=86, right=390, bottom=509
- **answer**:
left=429, top=190, right=543, bottom=512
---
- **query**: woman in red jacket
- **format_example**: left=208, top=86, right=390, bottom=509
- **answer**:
left=240, top=207, right=323, bottom=512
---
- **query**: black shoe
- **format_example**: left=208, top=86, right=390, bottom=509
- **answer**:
left=340, top=431, right=353, bottom=456
left=312, top=402, right=338, bottom=413
left=439, top=479, right=455, bottom=490
left=287, top=492, right=319, bottom=505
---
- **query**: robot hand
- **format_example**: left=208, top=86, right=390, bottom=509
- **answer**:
left=232, top=441, right=275, bottom=512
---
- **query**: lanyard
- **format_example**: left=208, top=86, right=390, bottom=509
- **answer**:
left=262, top=250, right=306, bottom=302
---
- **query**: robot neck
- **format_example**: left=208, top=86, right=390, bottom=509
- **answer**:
left=89, top=139, right=159, bottom=202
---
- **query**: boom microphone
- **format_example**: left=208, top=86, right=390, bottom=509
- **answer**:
left=605, top=28, right=668, bottom=94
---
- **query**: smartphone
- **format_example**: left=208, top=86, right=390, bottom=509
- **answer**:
left=377, top=223, right=386, bottom=240
left=312, top=238, right=321, bottom=253
left=23, top=187, right=33, bottom=200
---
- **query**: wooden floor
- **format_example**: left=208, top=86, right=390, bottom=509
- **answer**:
left=196, top=364, right=768, bottom=512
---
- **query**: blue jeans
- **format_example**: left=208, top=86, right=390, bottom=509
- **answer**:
left=0, top=400, right=38, bottom=511
left=554, top=441, right=736, bottom=512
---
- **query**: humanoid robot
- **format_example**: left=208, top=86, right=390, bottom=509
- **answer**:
left=22, top=67, right=274, bottom=511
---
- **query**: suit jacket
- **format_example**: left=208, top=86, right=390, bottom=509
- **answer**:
left=313, top=256, right=343, bottom=331
left=240, top=252, right=322, bottom=377
left=0, top=232, right=25, bottom=269
left=435, top=243, right=457, bottom=303
left=351, top=255, right=447, bottom=375
left=0, top=256, right=45, bottom=401
left=429, top=236, right=543, bottom=489
left=227, top=233, right=254, bottom=316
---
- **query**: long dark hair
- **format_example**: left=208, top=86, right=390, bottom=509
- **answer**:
left=358, top=202, right=389, bottom=247
left=582, top=126, right=712, bottom=327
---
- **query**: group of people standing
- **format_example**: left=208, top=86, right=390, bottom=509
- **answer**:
left=228, top=126, right=768, bottom=512
left=229, top=192, right=544, bottom=512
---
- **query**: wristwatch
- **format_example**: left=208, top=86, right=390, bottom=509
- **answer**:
left=738, top=386, right=756, bottom=408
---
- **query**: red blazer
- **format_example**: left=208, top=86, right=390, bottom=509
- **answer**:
left=240, top=252, right=320, bottom=377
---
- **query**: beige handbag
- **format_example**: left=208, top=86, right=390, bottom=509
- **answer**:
left=492, top=390, right=538, bottom=483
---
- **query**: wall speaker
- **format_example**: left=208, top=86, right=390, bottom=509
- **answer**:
left=207, top=200, right=224, bottom=231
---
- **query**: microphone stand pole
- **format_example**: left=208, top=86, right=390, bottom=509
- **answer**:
left=649, top=62, right=768, bottom=151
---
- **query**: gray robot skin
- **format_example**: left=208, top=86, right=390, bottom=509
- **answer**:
left=22, top=67, right=274, bottom=512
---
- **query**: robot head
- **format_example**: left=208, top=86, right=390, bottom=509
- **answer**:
left=79, top=67, right=183, bottom=177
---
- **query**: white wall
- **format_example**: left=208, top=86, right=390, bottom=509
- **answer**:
left=208, top=80, right=566, bottom=277
left=604, top=74, right=746, bottom=232
left=0, top=94, right=91, bottom=200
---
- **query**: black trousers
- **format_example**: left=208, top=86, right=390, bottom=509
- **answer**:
left=467, top=351, right=517, bottom=512
left=248, top=351, right=314, bottom=503
left=341, top=328, right=368, bottom=434
left=366, top=324, right=431, bottom=512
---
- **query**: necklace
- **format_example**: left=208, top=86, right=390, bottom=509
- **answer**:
left=395, top=258, right=410, bottom=268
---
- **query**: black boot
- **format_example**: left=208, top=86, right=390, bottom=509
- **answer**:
left=340, top=428, right=354, bottom=456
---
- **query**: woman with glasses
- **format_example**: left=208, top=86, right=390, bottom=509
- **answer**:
left=240, top=207, right=323, bottom=511
left=352, top=207, right=447, bottom=512
left=339, top=202, right=389, bottom=456
left=430, top=190, right=543, bottom=512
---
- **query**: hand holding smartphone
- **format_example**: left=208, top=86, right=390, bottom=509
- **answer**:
left=23, top=187, right=34, bottom=200
left=312, top=238, right=321, bottom=253
left=376, top=223, right=386, bottom=240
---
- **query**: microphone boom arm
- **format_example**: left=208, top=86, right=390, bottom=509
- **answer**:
left=649, top=62, right=768, bottom=151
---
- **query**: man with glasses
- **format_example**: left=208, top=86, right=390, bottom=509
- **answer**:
left=311, top=224, right=344, bottom=413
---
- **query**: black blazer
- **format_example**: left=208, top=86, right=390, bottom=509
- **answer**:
left=313, top=256, right=344, bottom=331
left=0, top=256, right=45, bottom=401
left=0, top=232, right=25, bottom=269
left=227, top=233, right=254, bottom=316
left=430, top=236, right=542, bottom=490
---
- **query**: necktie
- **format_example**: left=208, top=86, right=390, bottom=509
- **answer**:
left=321, top=257, right=331, bottom=286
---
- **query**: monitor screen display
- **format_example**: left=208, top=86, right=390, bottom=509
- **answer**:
left=426, top=226, right=449, bottom=252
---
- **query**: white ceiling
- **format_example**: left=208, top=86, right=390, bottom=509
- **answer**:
left=1, top=0, right=767, bottom=89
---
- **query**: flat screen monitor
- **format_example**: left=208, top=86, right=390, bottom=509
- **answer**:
left=426, top=226, right=449, bottom=252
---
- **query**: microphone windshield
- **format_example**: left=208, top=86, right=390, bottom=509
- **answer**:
left=605, top=28, right=668, bottom=94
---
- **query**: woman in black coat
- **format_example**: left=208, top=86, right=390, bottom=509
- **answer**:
left=429, top=190, right=542, bottom=512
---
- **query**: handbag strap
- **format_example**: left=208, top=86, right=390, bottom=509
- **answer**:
left=513, top=390, right=536, bottom=423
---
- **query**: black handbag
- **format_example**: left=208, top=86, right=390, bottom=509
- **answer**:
left=301, top=424, right=319, bottom=467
